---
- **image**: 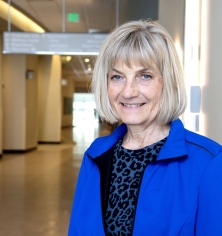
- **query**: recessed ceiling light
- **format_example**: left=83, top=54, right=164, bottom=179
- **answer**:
left=66, top=56, right=72, bottom=62
left=85, top=58, right=90, bottom=62
left=61, top=55, right=72, bottom=64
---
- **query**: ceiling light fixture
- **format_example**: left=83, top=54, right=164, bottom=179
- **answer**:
left=61, top=55, right=72, bottom=64
left=66, top=56, right=72, bottom=62
left=0, top=0, right=45, bottom=32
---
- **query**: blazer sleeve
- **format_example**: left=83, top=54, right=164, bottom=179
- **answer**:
left=195, top=151, right=222, bottom=235
left=68, top=152, right=89, bottom=236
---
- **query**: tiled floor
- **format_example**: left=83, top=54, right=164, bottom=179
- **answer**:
left=0, top=121, right=111, bottom=236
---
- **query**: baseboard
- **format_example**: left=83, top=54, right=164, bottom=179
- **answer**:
left=62, top=125, right=75, bottom=129
left=38, top=141, right=61, bottom=144
left=3, top=147, right=37, bottom=153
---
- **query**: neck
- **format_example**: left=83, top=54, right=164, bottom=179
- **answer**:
left=122, top=123, right=170, bottom=150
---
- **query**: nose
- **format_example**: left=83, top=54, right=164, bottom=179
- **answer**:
left=121, top=79, right=139, bottom=98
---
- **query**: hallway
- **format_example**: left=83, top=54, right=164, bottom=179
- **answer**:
left=0, top=121, right=111, bottom=236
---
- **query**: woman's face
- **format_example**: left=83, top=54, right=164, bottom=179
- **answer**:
left=108, top=60, right=163, bottom=129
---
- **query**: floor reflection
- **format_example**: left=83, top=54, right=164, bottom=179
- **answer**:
left=0, top=120, right=111, bottom=236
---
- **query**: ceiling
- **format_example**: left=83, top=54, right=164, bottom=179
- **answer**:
left=0, top=0, right=158, bottom=90
left=10, top=0, right=128, bottom=33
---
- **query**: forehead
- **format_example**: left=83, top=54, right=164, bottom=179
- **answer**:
left=108, top=48, right=160, bottom=72
left=110, top=58, right=160, bottom=74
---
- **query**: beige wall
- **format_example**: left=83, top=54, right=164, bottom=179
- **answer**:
left=158, top=0, right=185, bottom=64
left=0, top=34, right=2, bottom=155
left=2, top=54, right=26, bottom=150
left=2, top=53, right=39, bottom=151
left=26, top=55, right=38, bottom=149
left=2, top=53, right=62, bottom=149
left=61, top=77, right=75, bottom=128
left=199, top=0, right=222, bottom=143
left=38, top=55, right=62, bottom=143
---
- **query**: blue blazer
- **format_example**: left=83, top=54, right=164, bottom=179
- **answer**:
left=68, top=119, right=222, bottom=235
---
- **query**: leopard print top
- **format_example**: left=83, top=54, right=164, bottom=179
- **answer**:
left=104, top=137, right=166, bottom=236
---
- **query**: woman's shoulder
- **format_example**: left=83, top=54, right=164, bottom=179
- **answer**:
left=185, top=128, right=222, bottom=156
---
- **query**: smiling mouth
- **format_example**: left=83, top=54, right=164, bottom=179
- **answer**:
left=121, top=103, right=145, bottom=108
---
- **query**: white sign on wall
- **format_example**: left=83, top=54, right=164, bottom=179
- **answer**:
left=3, top=32, right=108, bottom=55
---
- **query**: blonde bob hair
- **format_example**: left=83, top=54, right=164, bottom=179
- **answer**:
left=92, top=19, right=187, bottom=125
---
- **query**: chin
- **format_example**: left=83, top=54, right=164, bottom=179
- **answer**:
left=121, top=119, right=143, bottom=126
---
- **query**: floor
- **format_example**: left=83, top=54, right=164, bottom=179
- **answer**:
left=0, top=120, right=111, bottom=236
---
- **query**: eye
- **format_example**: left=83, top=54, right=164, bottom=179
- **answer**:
left=110, top=75, right=122, bottom=81
left=141, top=74, right=152, bottom=80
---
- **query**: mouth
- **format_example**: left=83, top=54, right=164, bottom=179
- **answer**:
left=121, top=103, right=145, bottom=108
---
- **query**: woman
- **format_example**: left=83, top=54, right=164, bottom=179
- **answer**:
left=68, top=20, right=222, bottom=236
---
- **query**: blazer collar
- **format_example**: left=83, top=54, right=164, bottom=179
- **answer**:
left=87, top=119, right=188, bottom=161
left=157, top=119, right=188, bottom=161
